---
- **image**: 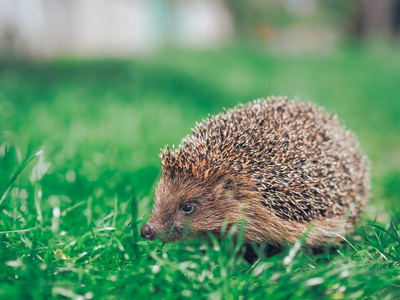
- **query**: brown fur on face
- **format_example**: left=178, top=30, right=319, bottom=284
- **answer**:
left=147, top=171, right=245, bottom=242
left=142, top=97, right=370, bottom=246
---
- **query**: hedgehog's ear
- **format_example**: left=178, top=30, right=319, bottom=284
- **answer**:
left=215, top=176, right=237, bottom=201
left=222, top=178, right=236, bottom=191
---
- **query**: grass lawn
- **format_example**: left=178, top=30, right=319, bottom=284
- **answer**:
left=1, top=43, right=400, bottom=299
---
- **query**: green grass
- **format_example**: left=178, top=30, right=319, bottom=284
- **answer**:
left=1, top=44, right=400, bottom=299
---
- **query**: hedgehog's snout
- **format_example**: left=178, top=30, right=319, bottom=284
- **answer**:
left=140, top=224, right=155, bottom=240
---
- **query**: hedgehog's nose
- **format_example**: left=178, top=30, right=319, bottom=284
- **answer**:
left=141, top=224, right=155, bottom=240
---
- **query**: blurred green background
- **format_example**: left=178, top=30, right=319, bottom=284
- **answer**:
left=1, top=0, right=400, bottom=298
left=1, top=45, right=399, bottom=212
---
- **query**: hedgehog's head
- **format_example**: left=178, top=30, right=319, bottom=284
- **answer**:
left=140, top=148, right=244, bottom=242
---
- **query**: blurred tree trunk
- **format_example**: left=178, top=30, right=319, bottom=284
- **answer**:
left=351, top=0, right=400, bottom=38
left=361, top=0, right=391, bottom=36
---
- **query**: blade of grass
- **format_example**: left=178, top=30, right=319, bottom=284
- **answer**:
left=0, top=226, right=39, bottom=234
left=112, top=195, right=118, bottom=229
left=161, top=223, right=175, bottom=247
left=0, top=150, right=40, bottom=206
left=368, top=222, right=400, bottom=244
left=131, top=191, right=138, bottom=254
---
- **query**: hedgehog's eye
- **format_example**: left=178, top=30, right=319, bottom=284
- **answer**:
left=181, top=203, right=194, bottom=214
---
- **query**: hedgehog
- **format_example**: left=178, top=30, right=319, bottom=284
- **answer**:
left=140, top=97, right=370, bottom=247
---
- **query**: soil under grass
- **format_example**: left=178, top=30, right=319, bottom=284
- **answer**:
left=1, top=43, right=400, bottom=299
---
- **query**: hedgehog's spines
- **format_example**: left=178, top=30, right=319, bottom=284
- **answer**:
left=160, top=97, right=368, bottom=223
